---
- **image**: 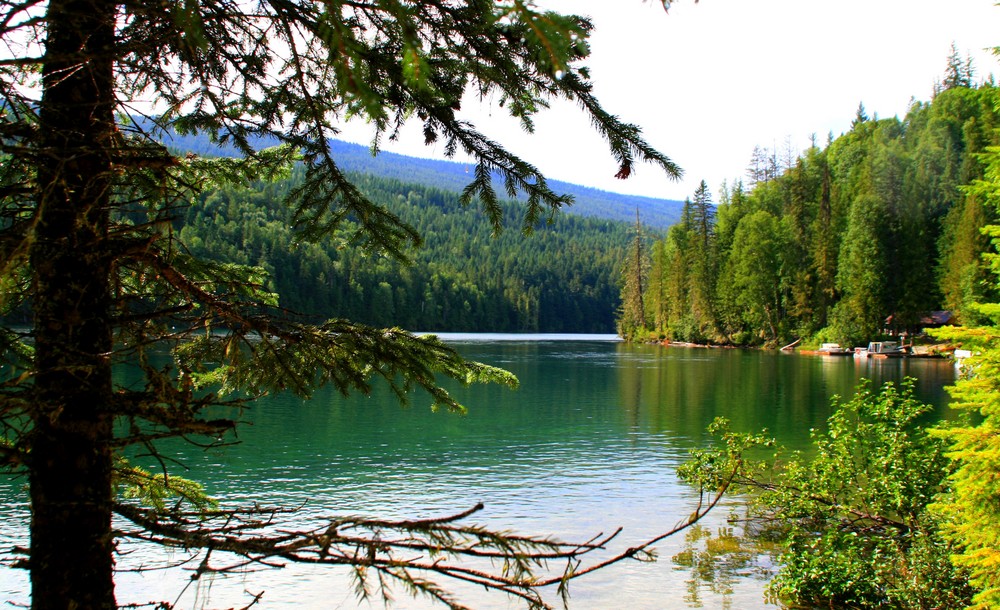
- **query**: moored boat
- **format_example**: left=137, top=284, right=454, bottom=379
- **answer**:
left=864, top=341, right=907, bottom=358
left=817, top=343, right=852, bottom=355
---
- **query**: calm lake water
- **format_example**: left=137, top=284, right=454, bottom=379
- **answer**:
left=0, top=335, right=959, bottom=609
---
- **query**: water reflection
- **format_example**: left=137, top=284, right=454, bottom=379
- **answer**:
left=614, top=344, right=956, bottom=452
left=0, top=340, right=956, bottom=609
left=672, top=524, right=780, bottom=610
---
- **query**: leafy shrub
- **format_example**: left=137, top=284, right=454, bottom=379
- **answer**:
left=681, top=379, right=973, bottom=608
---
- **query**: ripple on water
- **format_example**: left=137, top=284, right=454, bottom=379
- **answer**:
left=7, top=339, right=947, bottom=608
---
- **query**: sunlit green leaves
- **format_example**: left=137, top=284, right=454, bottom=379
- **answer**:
left=677, top=417, right=775, bottom=493
left=929, top=138, right=1000, bottom=608
left=683, top=380, right=973, bottom=608
left=115, top=458, right=217, bottom=511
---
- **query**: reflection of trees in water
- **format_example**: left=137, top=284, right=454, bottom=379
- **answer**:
left=615, top=345, right=837, bottom=450
left=671, top=522, right=779, bottom=609
left=614, top=345, right=956, bottom=452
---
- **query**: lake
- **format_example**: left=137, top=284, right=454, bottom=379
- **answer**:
left=0, top=335, right=959, bottom=609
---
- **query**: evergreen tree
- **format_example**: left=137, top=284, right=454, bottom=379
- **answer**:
left=686, top=180, right=718, bottom=338
left=646, top=238, right=670, bottom=334
left=664, top=222, right=695, bottom=338
left=939, top=193, right=995, bottom=323
left=633, top=81, right=999, bottom=347
left=809, top=147, right=838, bottom=330
left=176, top=172, right=634, bottom=333
left=712, top=181, right=751, bottom=341
left=689, top=180, right=716, bottom=245
left=617, top=209, right=648, bottom=339
left=830, top=193, right=891, bottom=344
left=746, top=144, right=778, bottom=186
left=0, top=1, right=684, bottom=607
left=778, top=157, right=813, bottom=331
left=852, top=102, right=870, bottom=128
left=943, top=42, right=975, bottom=90
left=726, top=210, right=789, bottom=342
left=932, top=142, right=1000, bottom=608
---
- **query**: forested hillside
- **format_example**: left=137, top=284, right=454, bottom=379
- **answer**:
left=163, top=130, right=684, bottom=228
left=178, top=170, right=637, bottom=332
left=620, top=67, right=1000, bottom=346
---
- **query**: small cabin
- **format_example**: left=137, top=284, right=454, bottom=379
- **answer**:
left=884, top=311, right=956, bottom=336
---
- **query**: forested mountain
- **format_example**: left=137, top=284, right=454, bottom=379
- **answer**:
left=620, top=73, right=1000, bottom=346
left=177, top=170, right=638, bottom=332
left=162, top=130, right=684, bottom=228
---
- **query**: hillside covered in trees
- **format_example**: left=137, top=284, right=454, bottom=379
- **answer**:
left=176, top=170, right=638, bottom=332
left=162, top=130, right=685, bottom=229
left=620, top=59, right=1000, bottom=347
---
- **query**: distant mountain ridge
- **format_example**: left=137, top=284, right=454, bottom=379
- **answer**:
left=161, top=130, right=684, bottom=229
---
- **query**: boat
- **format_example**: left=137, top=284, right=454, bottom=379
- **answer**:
left=817, top=343, right=852, bottom=355
left=954, top=348, right=973, bottom=368
left=863, top=341, right=907, bottom=358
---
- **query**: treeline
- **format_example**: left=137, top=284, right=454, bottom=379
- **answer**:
left=621, top=71, right=1000, bottom=346
left=160, top=130, right=685, bottom=229
left=177, top=170, right=634, bottom=332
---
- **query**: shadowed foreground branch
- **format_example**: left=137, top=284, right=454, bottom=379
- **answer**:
left=110, top=467, right=736, bottom=610
left=0, top=0, right=693, bottom=606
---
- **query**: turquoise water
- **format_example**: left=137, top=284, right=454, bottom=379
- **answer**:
left=0, top=337, right=957, bottom=608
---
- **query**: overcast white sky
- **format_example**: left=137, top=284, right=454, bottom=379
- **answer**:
left=341, top=0, right=1000, bottom=202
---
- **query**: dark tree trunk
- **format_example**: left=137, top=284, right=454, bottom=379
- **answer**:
left=29, top=0, right=118, bottom=607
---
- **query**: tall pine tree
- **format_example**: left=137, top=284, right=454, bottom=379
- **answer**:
left=0, top=1, right=684, bottom=607
left=617, top=208, right=649, bottom=339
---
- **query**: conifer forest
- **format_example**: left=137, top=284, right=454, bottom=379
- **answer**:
left=172, top=169, right=634, bottom=333
left=151, top=61, right=1000, bottom=348
left=619, top=64, right=1000, bottom=347
left=8, top=0, right=1000, bottom=608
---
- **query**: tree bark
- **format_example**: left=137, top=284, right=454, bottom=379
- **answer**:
left=29, top=0, right=118, bottom=607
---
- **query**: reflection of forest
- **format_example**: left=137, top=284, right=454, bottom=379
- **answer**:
left=672, top=523, right=780, bottom=609
left=122, top=342, right=957, bottom=481
left=614, top=344, right=956, bottom=452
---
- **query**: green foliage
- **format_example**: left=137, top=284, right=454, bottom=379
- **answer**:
left=681, top=380, right=973, bottom=609
left=724, top=210, right=789, bottom=343
left=115, top=458, right=217, bottom=512
left=832, top=193, right=891, bottom=344
left=645, top=239, right=670, bottom=335
left=1, top=0, right=685, bottom=606
left=929, top=141, right=1000, bottom=606
left=176, top=169, right=633, bottom=333
left=658, top=222, right=696, bottom=339
left=677, top=418, right=775, bottom=492
left=938, top=192, right=996, bottom=325
left=637, top=181, right=719, bottom=343
left=616, top=211, right=648, bottom=340
left=761, top=380, right=968, bottom=608
left=176, top=323, right=518, bottom=412
left=626, top=78, right=1000, bottom=346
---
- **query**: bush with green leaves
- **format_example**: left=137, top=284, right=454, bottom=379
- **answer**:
left=680, top=379, right=973, bottom=608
